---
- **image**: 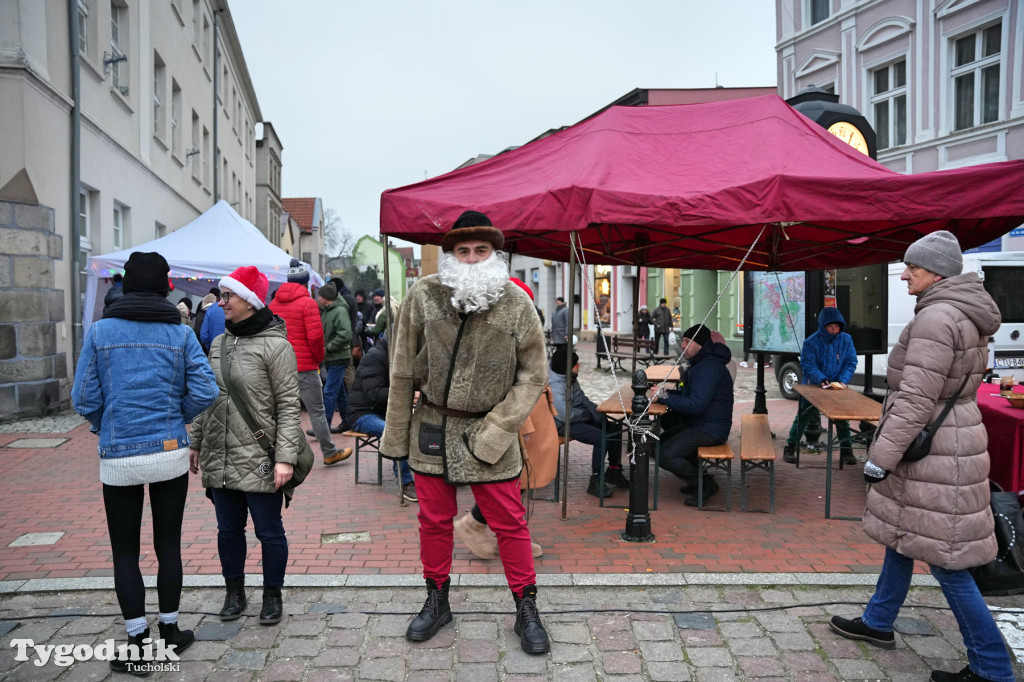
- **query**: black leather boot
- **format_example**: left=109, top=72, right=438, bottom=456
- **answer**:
left=840, top=447, right=857, bottom=465
left=219, top=576, right=247, bottom=621
left=259, top=586, right=283, bottom=625
left=405, top=578, right=452, bottom=641
left=109, top=628, right=152, bottom=676
left=513, top=585, right=550, bottom=654
left=157, top=621, right=194, bottom=656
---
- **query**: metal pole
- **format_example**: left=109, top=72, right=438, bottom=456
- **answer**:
left=68, top=0, right=81, bottom=357
left=560, top=233, right=577, bottom=520
left=753, top=352, right=768, bottom=414
left=212, top=9, right=222, bottom=203
left=622, top=369, right=655, bottom=542
left=863, top=354, right=875, bottom=396
left=630, top=265, right=640, bottom=376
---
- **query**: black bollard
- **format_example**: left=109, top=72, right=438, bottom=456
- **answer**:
left=753, top=352, right=768, bottom=415
left=623, top=369, right=656, bottom=543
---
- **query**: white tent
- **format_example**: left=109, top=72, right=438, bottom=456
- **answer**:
left=83, top=200, right=324, bottom=331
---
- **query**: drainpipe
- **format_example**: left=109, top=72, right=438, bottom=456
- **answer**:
left=68, top=0, right=81, bottom=355
left=212, top=8, right=222, bottom=203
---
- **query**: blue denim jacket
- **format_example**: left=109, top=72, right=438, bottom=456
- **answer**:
left=72, top=318, right=219, bottom=458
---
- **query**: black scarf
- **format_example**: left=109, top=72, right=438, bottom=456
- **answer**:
left=102, top=292, right=181, bottom=324
left=225, top=307, right=275, bottom=337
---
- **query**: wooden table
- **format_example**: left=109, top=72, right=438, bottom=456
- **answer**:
left=978, top=385, right=1024, bottom=493
left=644, top=365, right=682, bottom=385
left=594, top=382, right=668, bottom=508
left=794, top=384, right=882, bottom=519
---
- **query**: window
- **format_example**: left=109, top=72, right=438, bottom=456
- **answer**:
left=202, top=127, right=210, bottom=185
left=155, top=221, right=166, bottom=239
left=820, top=82, right=835, bottom=94
left=153, top=52, right=166, bottom=138
left=171, top=80, right=181, bottom=155
left=110, top=1, right=127, bottom=93
left=191, top=111, right=200, bottom=179
left=79, top=190, right=93, bottom=318
left=192, top=0, right=200, bottom=45
left=810, top=0, right=829, bottom=25
left=221, top=65, right=228, bottom=103
left=112, top=203, right=123, bottom=249
left=77, top=0, right=89, bottom=55
left=952, top=23, right=1001, bottom=131
left=202, top=15, right=210, bottom=63
left=78, top=190, right=91, bottom=244
left=871, top=59, right=907, bottom=149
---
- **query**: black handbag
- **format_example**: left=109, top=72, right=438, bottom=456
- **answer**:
left=901, top=376, right=969, bottom=462
left=970, top=480, right=1024, bottom=597
left=220, top=337, right=314, bottom=504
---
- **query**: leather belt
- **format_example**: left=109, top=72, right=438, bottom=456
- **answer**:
left=421, top=396, right=488, bottom=420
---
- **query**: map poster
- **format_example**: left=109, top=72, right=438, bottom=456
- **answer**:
left=750, top=271, right=806, bottom=353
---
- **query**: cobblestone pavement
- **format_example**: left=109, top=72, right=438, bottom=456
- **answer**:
left=1, top=581, right=1022, bottom=681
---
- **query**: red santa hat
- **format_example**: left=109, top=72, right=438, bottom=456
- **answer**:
left=509, top=277, right=534, bottom=301
left=220, top=265, right=269, bottom=310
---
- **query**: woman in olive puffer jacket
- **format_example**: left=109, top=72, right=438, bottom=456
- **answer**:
left=190, top=266, right=303, bottom=628
left=829, top=231, right=1013, bottom=682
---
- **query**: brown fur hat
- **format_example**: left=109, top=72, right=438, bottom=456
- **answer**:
left=441, top=210, right=505, bottom=253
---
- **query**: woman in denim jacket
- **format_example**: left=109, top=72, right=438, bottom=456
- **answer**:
left=72, top=252, right=217, bottom=673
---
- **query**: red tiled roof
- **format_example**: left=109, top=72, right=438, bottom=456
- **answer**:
left=281, top=197, right=316, bottom=234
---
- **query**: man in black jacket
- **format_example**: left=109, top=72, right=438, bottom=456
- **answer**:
left=345, top=338, right=415, bottom=501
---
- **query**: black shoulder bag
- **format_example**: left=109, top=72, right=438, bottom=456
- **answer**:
left=970, top=480, right=1024, bottom=596
left=901, top=376, right=970, bottom=463
left=220, top=336, right=314, bottom=503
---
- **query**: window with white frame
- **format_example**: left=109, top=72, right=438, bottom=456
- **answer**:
left=809, top=0, right=829, bottom=25
left=191, top=111, right=201, bottom=179
left=952, top=22, right=1001, bottom=131
left=112, top=203, right=123, bottom=249
left=153, top=52, right=166, bottom=138
left=110, top=1, right=128, bottom=93
left=77, top=0, right=89, bottom=56
left=171, top=80, right=181, bottom=155
left=79, top=190, right=93, bottom=316
left=202, top=15, right=210, bottom=63
left=871, top=59, right=907, bottom=150
left=155, top=221, right=166, bottom=239
left=202, top=127, right=210, bottom=185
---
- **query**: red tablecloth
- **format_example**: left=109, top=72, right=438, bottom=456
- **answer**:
left=978, top=385, right=1024, bottom=493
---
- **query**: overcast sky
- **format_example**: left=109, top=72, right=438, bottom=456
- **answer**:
left=230, top=1, right=778, bottom=253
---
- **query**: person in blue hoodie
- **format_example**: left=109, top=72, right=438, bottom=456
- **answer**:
left=783, top=307, right=859, bottom=465
left=655, top=324, right=734, bottom=507
left=199, top=286, right=226, bottom=352
left=72, top=251, right=218, bottom=673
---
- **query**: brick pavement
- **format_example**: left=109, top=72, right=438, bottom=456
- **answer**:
left=0, top=354, right=889, bottom=583
left=0, top=581, right=1022, bottom=681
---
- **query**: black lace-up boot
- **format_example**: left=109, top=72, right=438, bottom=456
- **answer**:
left=513, top=584, right=550, bottom=654
left=157, top=621, right=195, bottom=656
left=218, top=576, right=247, bottom=621
left=259, top=586, right=283, bottom=625
left=405, top=578, right=452, bottom=641
left=109, top=628, right=152, bottom=676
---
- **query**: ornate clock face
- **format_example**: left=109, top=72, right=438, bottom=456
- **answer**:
left=826, top=121, right=870, bottom=156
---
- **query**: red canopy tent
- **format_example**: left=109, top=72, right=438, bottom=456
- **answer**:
left=380, top=95, right=1024, bottom=270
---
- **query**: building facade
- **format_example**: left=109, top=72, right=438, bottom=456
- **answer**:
left=255, top=121, right=283, bottom=247
left=0, top=0, right=266, bottom=419
left=280, top=197, right=326, bottom=274
left=776, top=0, right=1024, bottom=249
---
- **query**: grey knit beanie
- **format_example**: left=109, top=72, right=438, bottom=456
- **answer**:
left=903, top=230, right=963, bottom=278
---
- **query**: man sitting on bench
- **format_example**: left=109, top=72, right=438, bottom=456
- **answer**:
left=655, top=324, right=734, bottom=507
left=548, top=347, right=627, bottom=498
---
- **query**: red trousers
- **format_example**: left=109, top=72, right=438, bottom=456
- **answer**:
left=415, top=474, right=536, bottom=595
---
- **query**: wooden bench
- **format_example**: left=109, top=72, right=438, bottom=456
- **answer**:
left=344, top=430, right=383, bottom=485
left=696, top=443, right=734, bottom=511
left=739, top=414, right=776, bottom=513
left=598, top=335, right=675, bottom=371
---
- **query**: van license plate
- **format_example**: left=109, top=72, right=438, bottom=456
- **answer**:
left=994, top=357, right=1024, bottom=369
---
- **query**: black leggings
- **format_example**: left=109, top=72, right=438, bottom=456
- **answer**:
left=102, top=473, right=189, bottom=620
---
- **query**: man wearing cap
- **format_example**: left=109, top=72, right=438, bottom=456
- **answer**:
left=315, top=281, right=353, bottom=445
left=551, top=296, right=569, bottom=352
left=271, top=259, right=352, bottom=466
left=380, top=210, right=550, bottom=654
left=652, top=298, right=673, bottom=355
left=655, top=323, right=734, bottom=507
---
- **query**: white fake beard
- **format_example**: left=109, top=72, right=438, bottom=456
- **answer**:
left=438, top=250, right=509, bottom=313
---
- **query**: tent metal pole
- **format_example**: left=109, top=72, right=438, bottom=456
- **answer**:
left=560, top=233, right=578, bottom=520
left=380, top=234, right=404, bottom=507
left=631, top=265, right=640, bottom=376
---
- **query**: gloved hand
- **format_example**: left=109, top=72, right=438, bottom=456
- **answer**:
left=863, top=460, right=889, bottom=484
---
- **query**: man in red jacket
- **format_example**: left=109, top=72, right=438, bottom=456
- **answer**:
left=270, top=260, right=351, bottom=465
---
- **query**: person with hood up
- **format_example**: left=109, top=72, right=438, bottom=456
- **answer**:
left=190, top=265, right=303, bottom=627
left=271, top=259, right=351, bottom=466
left=655, top=323, right=734, bottom=507
left=315, top=281, right=353, bottom=435
left=830, top=231, right=1014, bottom=682
left=72, top=252, right=218, bottom=673
left=782, top=307, right=859, bottom=465
left=635, top=304, right=652, bottom=341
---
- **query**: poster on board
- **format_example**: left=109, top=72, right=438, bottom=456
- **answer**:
left=749, top=271, right=805, bottom=353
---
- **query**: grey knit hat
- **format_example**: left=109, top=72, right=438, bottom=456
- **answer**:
left=903, top=230, right=963, bottom=278
left=287, top=258, right=310, bottom=285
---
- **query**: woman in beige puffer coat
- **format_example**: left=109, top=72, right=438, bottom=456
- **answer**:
left=190, top=266, right=302, bottom=629
left=829, top=231, right=1013, bottom=682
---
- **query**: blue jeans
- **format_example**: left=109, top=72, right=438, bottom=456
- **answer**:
left=862, top=547, right=1013, bottom=682
left=210, top=487, right=288, bottom=588
left=322, top=362, right=349, bottom=428
left=354, top=413, right=412, bottom=485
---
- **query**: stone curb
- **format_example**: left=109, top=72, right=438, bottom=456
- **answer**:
left=0, top=571, right=939, bottom=593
